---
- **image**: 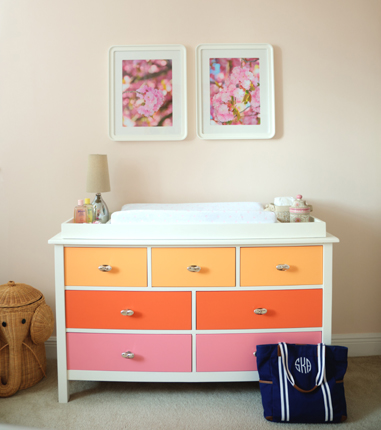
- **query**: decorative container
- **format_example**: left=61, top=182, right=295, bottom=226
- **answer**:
left=0, top=281, right=54, bottom=397
left=289, top=195, right=313, bottom=223
left=264, top=203, right=292, bottom=222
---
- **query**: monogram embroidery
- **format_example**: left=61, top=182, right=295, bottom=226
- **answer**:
left=295, top=357, right=312, bottom=373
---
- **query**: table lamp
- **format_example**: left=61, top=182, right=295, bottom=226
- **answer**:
left=86, top=154, right=111, bottom=223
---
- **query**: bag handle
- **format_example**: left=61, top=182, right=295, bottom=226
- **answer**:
left=278, top=342, right=326, bottom=393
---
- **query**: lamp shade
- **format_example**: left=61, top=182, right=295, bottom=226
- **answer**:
left=86, top=154, right=111, bottom=193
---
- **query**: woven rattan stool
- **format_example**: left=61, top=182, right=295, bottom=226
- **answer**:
left=0, top=281, right=54, bottom=397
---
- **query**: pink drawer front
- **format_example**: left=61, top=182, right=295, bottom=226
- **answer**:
left=67, top=333, right=192, bottom=372
left=196, top=332, right=322, bottom=372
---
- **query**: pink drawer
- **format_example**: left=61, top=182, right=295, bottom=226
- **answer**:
left=196, top=332, right=322, bottom=372
left=67, top=333, right=192, bottom=372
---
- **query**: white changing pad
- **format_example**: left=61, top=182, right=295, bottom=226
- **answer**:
left=111, top=202, right=277, bottom=225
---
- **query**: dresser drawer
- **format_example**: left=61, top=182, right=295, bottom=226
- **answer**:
left=64, top=247, right=147, bottom=287
left=197, top=331, right=322, bottom=372
left=240, top=246, right=323, bottom=286
left=67, top=333, right=192, bottom=372
left=152, top=248, right=236, bottom=287
left=196, top=289, right=322, bottom=330
left=65, top=291, right=191, bottom=330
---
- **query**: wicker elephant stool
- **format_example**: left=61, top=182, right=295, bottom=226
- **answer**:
left=0, top=281, right=54, bottom=397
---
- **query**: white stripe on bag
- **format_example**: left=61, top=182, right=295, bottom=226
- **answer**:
left=316, top=344, right=325, bottom=386
left=324, top=368, right=333, bottom=421
left=280, top=342, right=295, bottom=386
left=317, top=343, right=333, bottom=422
left=316, top=343, right=322, bottom=385
left=278, top=343, right=291, bottom=421
left=278, top=356, right=286, bottom=421
left=321, top=379, right=329, bottom=421
left=283, top=359, right=290, bottom=421
left=318, top=344, right=328, bottom=421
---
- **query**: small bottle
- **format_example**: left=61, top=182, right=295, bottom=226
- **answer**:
left=74, top=199, right=87, bottom=223
left=84, top=198, right=95, bottom=223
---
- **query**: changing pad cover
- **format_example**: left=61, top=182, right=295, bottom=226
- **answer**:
left=111, top=202, right=277, bottom=225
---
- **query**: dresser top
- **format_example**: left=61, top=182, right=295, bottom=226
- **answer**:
left=48, top=232, right=339, bottom=246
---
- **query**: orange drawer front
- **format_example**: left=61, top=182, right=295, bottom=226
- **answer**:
left=64, top=247, right=147, bottom=287
left=66, top=291, right=192, bottom=330
left=197, top=289, right=322, bottom=330
left=152, top=248, right=236, bottom=287
left=240, top=246, right=323, bottom=286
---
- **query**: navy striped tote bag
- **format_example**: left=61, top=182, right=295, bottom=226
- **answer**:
left=256, top=342, right=348, bottom=423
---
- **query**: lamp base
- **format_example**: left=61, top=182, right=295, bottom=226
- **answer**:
left=92, top=193, right=109, bottom=223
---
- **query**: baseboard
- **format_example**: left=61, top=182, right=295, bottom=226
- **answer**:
left=45, top=333, right=381, bottom=360
left=45, top=336, right=58, bottom=360
left=332, top=333, right=381, bottom=357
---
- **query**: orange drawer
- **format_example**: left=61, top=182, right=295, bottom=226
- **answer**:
left=66, top=291, right=192, bottom=330
left=196, top=289, right=322, bottom=329
left=152, top=248, right=235, bottom=287
left=240, top=246, right=323, bottom=286
left=64, top=247, right=147, bottom=287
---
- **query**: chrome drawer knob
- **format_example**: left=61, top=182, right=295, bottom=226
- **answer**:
left=276, top=264, right=290, bottom=271
left=254, top=308, right=267, bottom=315
left=98, top=265, right=112, bottom=272
left=187, top=265, right=201, bottom=272
left=122, top=351, right=134, bottom=359
left=121, top=309, right=134, bottom=316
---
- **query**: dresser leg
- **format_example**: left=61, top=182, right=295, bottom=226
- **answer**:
left=57, top=344, right=69, bottom=402
left=58, top=378, right=69, bottom=403
left=54, top=245, right=70, bottom=402
left=57, top=343, right=70, bottom=402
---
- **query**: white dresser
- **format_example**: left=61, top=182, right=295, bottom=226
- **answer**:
left=49, top=225, right=338, bottom=403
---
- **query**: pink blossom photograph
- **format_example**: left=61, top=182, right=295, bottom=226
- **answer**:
left=210, top=58, right=260, bottom=125
left=122, top=59, right=173, bottom=127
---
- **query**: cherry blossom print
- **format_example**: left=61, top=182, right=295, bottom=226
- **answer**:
left=210, top=58, right=260, bottom=125
left=122, top=59, right=172, bottom=127
left=215, top=104, right=235, bottom=122
left=135, top=85, right=165, bottom=117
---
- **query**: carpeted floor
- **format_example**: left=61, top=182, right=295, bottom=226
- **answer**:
left=0, top=356, right=380, bottom=430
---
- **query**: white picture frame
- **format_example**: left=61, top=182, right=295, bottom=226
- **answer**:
left=109, top=45, right=187, bottom=141
left=196, top=43, right=275, bottom=140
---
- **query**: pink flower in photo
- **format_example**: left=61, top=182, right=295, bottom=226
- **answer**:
left=233, top=88, right=245, bottom=102
left=149, top=64, right=159, bottom=73
left=251, top=87, right=260, bottom=113
left=136, top=84, right=165, bottom=118
left=215, top=104, right=234, bottom=122
left=231, top=67, right=255, bottom=90
left=220, top=91, right=232, bottom=103
left=216, top=72, right=225, bottom=82
left=122, top=59, right=173, bottom=127
left=210, top=58, right=260, bottom=125
left=252, top=68, right=260, bottom=87
left=122, top=75, right=131, bottom=92
left=212, top=92, right=222, bottom=108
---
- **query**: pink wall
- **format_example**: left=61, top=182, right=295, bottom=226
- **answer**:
left=0, top=0, right=380, bottom=336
